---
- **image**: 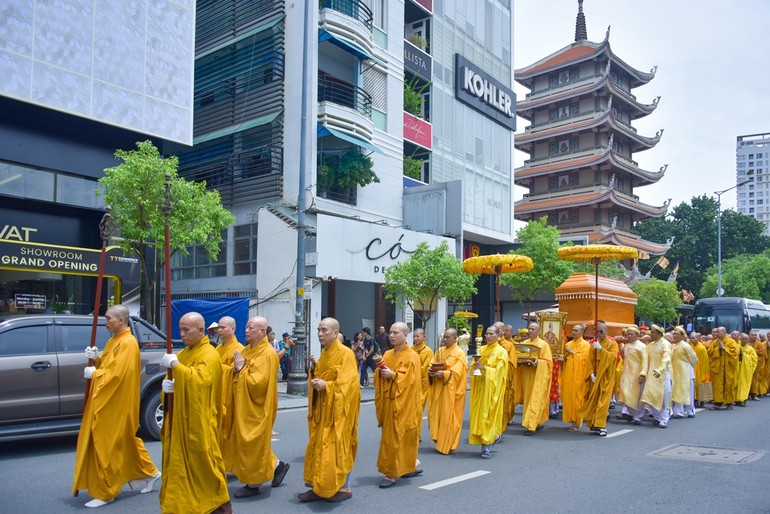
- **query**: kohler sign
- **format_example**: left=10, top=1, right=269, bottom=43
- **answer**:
left=455, top=54, right=516, bottom=131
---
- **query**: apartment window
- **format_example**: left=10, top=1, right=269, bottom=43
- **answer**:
left=738, top=163, right=746, bottom=168
left=749, top=154, right=755, bottom=159
left=172, top=231, right=227, bottom=279
left=233, top=223, right=258, bottom=275
left=737, top=155, right=745, bottom=160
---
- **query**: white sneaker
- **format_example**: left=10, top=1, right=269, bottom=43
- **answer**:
left=85, top=498, right=114, bottom=508
left=141, top=471, right=161, bottom=493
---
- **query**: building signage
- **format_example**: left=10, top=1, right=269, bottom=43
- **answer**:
left=404, top=41, right=432, bottom=82
left=15, top=293, right=47, bottom=310
left=454, top=54, right=516, bottom=131
left=403, top=112, right=432, bottom=149
left=316, top=214, right=454, bottom=284
left=412, top=0, right=433, bottom=14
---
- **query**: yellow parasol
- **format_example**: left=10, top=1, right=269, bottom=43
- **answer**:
left=452, top=310, right=479, bottom=318
left=463, top=254, right=533, bottom=322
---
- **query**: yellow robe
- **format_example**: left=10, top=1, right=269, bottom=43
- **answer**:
left=412, top=341, right=434, bottom=413
left=707, top=336, right=740, bottom=404
left=517, top=337, right=553, bottom=431
left=216, top=337, right=243, bottom=460
left=428, top=343, right=468, bottom=454
left=304, top=339, right=360, bottom=498
left=73, top=328, right=158, bottom=500
left=579, top=337, right=618, bottom=429
left=499, top=338, right=518, bottom=429
left=225, top=336, right=279, bottom=484
left=619, top=340, right=648, bottom=410
left=734, top=344, right=758, bottom=402
left=560, top=337, right=591, bottom=426
left=640, top=338, right=672, bottom=410
left=374, top=345, right=422, bottom=478
left=690, top=341, right=710, bottom=400
left=751, top=340, right=768, bottom=396
left=160, top=336, right=229, bottom=514
left=670, top=341, right=698, bottom=405
left=469, top=341, right=508, bottom=445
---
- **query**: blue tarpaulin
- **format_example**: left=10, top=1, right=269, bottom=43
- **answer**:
left=171, top=297, right=250, bottom=343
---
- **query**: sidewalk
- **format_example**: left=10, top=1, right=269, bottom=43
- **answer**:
left=276, top=379, right=376, bottom=410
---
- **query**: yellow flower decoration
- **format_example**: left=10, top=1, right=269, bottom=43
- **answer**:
left=557, top=244, right=638, bottom=262
left=463, top=254, right=533, bottom=274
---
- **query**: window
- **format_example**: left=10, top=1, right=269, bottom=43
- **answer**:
left=234, top=223, right=258, bottom=275
left=59, top=324, right=111, bottom=353
left=0, top=326, right=49, bottom=356
left=738, top=163, right=746, bottom=168
left=172, top=231, right=227, bottom=279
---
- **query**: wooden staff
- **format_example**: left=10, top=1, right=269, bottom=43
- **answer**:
left=163, top=172, right=174, bottom=434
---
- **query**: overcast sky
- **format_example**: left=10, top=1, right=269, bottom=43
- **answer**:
left=512, top=0, right=770, bottom=220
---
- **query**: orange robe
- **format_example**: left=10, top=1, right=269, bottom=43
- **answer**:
left=498, top=338, right=518, bottom=429
left=751, top=340, right=768, bottom=396
left=690, top=341, right=710, bottom=400
left=579, top=337, right=618, bottom=430
left=374, top=345, right=422, bottom=478
left=517, top=337, right=553, bottom=431
left=560, top=337, right=591, bottom=426
left=216, top=337, right=243, bottom=460
left=428, top=343, right=468, bottom=454
left=159, top=336, right=229, bottom=514
left=469, top=341, right=508, bottom=445
left=708, top=336, right=740, bottom=404
left=225, top=336, right=280, bottom=484
left=735, top=344, right=758, bottom=402
left=412, top=341, right=434, bottom=413
left=73, top=328, right=158, bottom=501
left=304, top=339, right=360, bottom=498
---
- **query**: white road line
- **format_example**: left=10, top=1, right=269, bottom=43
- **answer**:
left=694, top=408, right=704, bottom=413
left=423, top=416, right=428, bottom=420
left=271, top=438, right=279, bottom=442
left=419, top=470, right=490, bottom=491
left=605, top=429, right=633, bottom=439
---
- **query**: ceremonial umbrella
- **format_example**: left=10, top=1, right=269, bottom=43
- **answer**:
left=556, top=244, right=638, bottom=338
left=463, top=254, right=533, bottom=322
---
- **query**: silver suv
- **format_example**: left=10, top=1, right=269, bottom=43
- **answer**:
left=0, top=314, right=180, bottom=442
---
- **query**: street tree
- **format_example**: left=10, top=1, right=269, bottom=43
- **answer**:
left=630, top=278, right=680, bottom=326
left=499, top=216, right=574, bottom=316
left=98, top=141, right=235, bottom=324
left=383, top=241, right=478, bottom=333
left=699, top=251, right=770, bottom=302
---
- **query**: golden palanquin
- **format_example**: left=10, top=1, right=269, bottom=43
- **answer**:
left=555, top=273, right=637, bottom=338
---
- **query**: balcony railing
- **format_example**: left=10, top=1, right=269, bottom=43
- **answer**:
left=318, top=72, right=372, bottom=119
left=317, top=151, right=358, bottom=205
left=319, top=0, right=373, bottom=29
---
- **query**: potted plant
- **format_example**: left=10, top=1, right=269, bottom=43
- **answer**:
left=403, top=155, right=422, bottom=180
left=404, top=77, right=431, bottom=117
left=407, top=34, right=428, bottom=51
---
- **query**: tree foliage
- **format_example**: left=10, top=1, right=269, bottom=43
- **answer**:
left=383, top=241, right=478, bottom=329
left=630, top=278, right=681, bottom=325
left=699, top=250, right=770, bottom=302
left=98, top=141, right=235, bottom=323
left=637, top=195, right=770, bottom=296
left=571, top=259, right=627, bottom=280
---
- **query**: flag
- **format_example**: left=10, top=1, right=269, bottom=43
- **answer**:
left=667, top=261, right=679, bottom=282
left=638, top=250, right=651, bottom=260
left=655, top=256, right=669, bottom=269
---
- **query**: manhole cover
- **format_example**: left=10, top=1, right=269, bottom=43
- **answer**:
left=649, top=444, right=764, bottom=464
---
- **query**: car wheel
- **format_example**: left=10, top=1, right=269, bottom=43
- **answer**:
left=139, top=387, right=164, bottom=441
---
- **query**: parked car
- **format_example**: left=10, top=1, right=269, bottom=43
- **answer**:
left=0, top=314, right=182, bottom=442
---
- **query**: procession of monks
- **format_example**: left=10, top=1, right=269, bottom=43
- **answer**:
left=72, top=307, right=770, bottom=511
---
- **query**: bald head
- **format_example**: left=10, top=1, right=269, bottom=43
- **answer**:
left=389, top=322, right=409, bottom=350
left=180, top=312, right=206, bottom=347
left=245, top=316, right=268, bottom=345
left=443, top=328, right=458, bottom=347
left=218, top=316, right=236, bottom=343
left=413, top=328, right=426, bottom=346
left=318, top=317, right=340, bottom=348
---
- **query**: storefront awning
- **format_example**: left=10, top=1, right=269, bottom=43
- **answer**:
left=317, top=124, right=385, bottom=155
left=318, top=28, right=381, bottom=64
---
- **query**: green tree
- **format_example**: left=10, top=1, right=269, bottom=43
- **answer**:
left=384, top=241, right=478, bottom=331
left=98, top=141, right=235, bottom=324
left=499, top=217, right=574, bottom=315
left=699, top=251, right=770, bottom=302
left=630, top=278, right=680, bottom=325
left=571, top=259, right=627, bottom=280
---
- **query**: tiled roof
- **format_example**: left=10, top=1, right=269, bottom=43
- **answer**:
left=515, top=188, right=667, bottom=218
left=517, top=43, right=601, bottom=77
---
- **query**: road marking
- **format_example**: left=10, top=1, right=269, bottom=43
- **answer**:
left=694, top=408, right=704, bottom=413
left=271, top=438, right=279, bottom=442
left=419, top=470, right=490, bottom=491
left=606, top=429, right=633, bottom=439
left=423, top=416, right=428, bottom=420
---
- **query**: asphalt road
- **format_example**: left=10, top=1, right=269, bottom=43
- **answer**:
left=2, top=394, right=770, bottom=513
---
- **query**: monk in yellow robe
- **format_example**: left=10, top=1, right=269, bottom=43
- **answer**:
left=618, top=326, right=647, bottom=423
left=638, top=325, right=672, bottom=427
left=495, top=322, right=517, bottom=430
left=374, top=322, right=423, bottom=488
left=561, top=324, right=591, bottom=430
left=734, top=333, right=758, bottom=406
left=73, top=305, right=160, bottom=508
left=579, top=322, right=619, bottom=435
left=689, top=332, right=710, bottom=407
left=412, top=328, right=434, bottom=414
left=749, top=330, right=768, bottom=399
left=517, top=322, right=553, bottom=435
left=226, top=316, right=289, bottom=498
left=298, top=318, right=360, bottom=503
left=215, top=316, right=243, bottom=461
left=159, top=311, right=230, bottom=514
left=707, top=326, right=740, bottom=408
left=428, top=328, right=468, bottom=454
left=469, top=325, right=508, bottom=457
left=670, top=327, right=698, bottom=418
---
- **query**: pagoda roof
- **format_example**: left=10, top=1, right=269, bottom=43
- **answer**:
left=592, top=231, right=673, bottom=256
left=514, top=187, right=669, bottom=220
left=515, top=28, right=656, bottom=90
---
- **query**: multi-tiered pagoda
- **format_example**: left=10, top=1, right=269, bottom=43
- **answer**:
left=513, top=0, right=671, bottom=257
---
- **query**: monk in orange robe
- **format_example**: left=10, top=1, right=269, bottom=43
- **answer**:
left=517, top=322, right=553, bottom=435
left=708, top=326, right=740, bottom=409
left=579, top=321, right=618, bottom=436
left=560, top=324, right=591, bottom=431
left=226, top=316, right=289, bottom=498
left=495, top=322, right=517, bottom=430
left=73, top=305, right=160, bottom=508
left=374, top=322, right=423, bottom=488
left=215, top=316, right=243, bottom=461
left=689, top=332, right=710, bottom=407
left=469, top=325, right=508, bottom=456
left=749, top=330, right=768, bottom=399
left=299, top=318, right=360, bottom=503
left=412, top=328, right=434, bottom=414
left=428, top=328, right=468, bottom=454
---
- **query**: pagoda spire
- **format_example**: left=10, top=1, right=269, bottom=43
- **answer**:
left=575, top=0, right=588, bottom=42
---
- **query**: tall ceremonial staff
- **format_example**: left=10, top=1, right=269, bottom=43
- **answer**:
left=163, top=172, right=174, bottom=433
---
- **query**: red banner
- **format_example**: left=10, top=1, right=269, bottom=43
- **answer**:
left=412, top=0, right=433, bottom=14
left=403, top=112, right=432, bottom=149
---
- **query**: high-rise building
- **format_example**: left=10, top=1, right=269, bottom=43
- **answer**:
left=513, top=0, right=670, bottom=258
left=736, top=133, right=770, bottom=234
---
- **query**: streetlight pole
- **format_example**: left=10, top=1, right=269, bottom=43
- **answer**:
left=715, top=178, right=751, bottom=297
